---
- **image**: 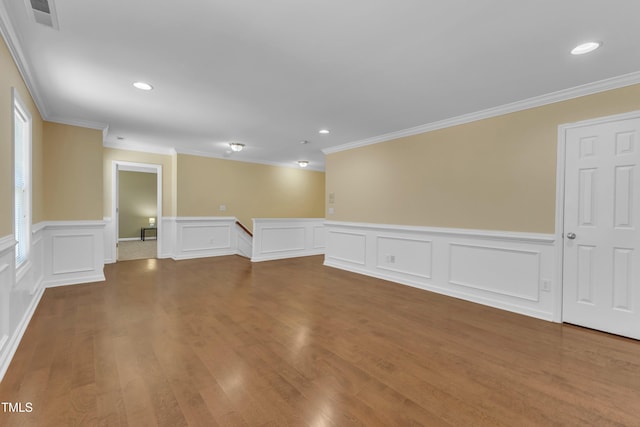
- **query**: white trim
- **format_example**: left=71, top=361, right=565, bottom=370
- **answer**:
left=554, top=109, right=640, bottom=324
left=324, top=220, right=554, bottom=244
left=324, top=221, right=556, bottom=321
left=118, top=237, right=142, bottom=242
left=46, top=116, right=107, bottom=132
left=323, top=72, right=640, bottom=155
left=0, top=287, right=44, bottom=382
left=37, top=220, right=106, bottom=230
left=112, top=161, right=162, bottom=262
left=0, top=2, right=48, bottom=118
left=13, top=88, right=32, bottom=270
left=251, top=218, right=325, bottom=262
left=103, top=141, right=176, bottom=156
left=0, top=235, right=17, bottom=257
left=175, top=216, right=237, bottom=222
left=175, top=147, right=326, bottom=172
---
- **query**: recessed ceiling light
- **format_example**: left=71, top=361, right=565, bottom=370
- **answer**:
left=319, top=129, right=330, bottom=134
left=133, top=81, right=153, bottom=91
left=571, top=41, right=602, bottom=55
left=229, top=142, right=245, bottom=152
left=298, top=160, right=309, bottom=168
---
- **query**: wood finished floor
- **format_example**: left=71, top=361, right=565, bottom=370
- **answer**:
left=1, top=255, right=639, bottom=426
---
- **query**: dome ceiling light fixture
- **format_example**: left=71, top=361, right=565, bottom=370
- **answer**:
left=318, top=129, right=330, bottom=134
left=570, top=41, right=602, bottom=55
left=133, top=81, right=154, bottom=91
left=298, top=160, right=309, bottom=168
left=229, top=142, right=245, bottom=152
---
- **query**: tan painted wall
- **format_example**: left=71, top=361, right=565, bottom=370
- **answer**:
left=0, top=34, right=44, bottom=236
left=43, top=122, right=103, bottom=220
left=118, top=171, right=157, bottom=238
left=176, top=154, right=325, bottom=229
left=103, top=148, right=174, bottom=217
left=326, top=84, right=640, bottom=234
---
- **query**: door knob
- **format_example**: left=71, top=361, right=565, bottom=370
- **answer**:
left=566, top=232, right=576, bottom=240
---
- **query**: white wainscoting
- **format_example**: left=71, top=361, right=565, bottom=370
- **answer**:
left=0, top=233, right=44, bottom=382
left=324, top=221, right=557, bottom=321
left=159, top=217, right=176, bottom=259
left=168, top=217, right=238, bottom=260
left=1, top=221, right=106, bottom=382
left=251, top=218, right=325, bottom=262
left=42, top=221, right=106, bottom=288
left=103, top=217, right=116, bottom=264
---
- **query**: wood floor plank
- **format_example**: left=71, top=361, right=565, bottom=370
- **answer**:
left=2, top=255, right=640, bottom=426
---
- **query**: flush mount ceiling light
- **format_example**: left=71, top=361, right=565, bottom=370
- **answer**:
left=318, top=129, right=330, bottom=134
left=298, top=160, right=309, bottom=168
left=229, top=142, right=245, bottom=152
left=133, top=81, right=153, bottom=91
left=300, top=140, right=310, bottom=144
left=571, top=41, right=602, bottom=55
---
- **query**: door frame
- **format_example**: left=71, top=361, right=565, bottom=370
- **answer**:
left=112, top=160, right=163, bottom=260
left=554, top=109, right=640, bottom=323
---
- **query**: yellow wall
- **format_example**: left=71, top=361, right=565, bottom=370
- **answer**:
left=43, top=122, right=103, bottom=220
left=103, top=148, right=174, bottom=217
left=326, top=84, right=640, bottom=234
left=0, top=35, right=44, bottom=236
left=176, top=154, right=325, bottom=229
left=118, top=171, right=157, bottom=238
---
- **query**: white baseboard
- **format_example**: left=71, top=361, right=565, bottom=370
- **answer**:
left=44, top=273, right=106, bottom=288
left=324, top=221, right=557, bottom=321
left=0, top=287, right=44, bottom=382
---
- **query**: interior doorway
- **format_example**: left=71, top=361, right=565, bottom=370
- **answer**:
left=558, top=110, right=640, bottom=340
left=112, top=161, right=162, bottom=261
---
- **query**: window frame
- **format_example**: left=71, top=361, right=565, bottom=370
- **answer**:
left=13, top=88, right=32, bottom=276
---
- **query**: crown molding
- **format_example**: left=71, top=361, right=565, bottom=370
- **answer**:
left=46, top=115, right=108, bottom=131
left=323, top=71, right=640, bottom=155
left=0, top=1, right=49, bottom=119
left=174, top=147, right=326, bottom=171
left=103, top=140, right=176, bottom=156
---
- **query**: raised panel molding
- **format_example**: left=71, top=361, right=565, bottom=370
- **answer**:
left=260, top=227, right=305, bottom=254
left=163, top=217, right=322, bottom=262
left=324, top=221, right=556, bottom=321
left=42, top=221, right=106, bottom=288
left=180, top=225, right=231, bottom=252
left=326, top=230, right=367, bottom=266
left=448, top=243, right=540, bottom=302
left=313, top=226, right=325, bottom=249
left=252, top=218, right=325, bottom=262
left=172, top=217, right=237, bottom=260
left=52, top=234, right=95, bottom=274
left=376, top=236, right=432, bottom=279
left=0, top=233, right=44, bottom=383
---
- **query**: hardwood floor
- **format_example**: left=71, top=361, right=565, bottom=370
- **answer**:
left=1, top=255, right=639, bottom=426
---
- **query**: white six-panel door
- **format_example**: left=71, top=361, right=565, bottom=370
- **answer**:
left=562, top=116, right=640, bottom=339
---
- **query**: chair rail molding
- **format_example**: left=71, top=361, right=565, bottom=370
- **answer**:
left=324, top=221, right=557, bottom=321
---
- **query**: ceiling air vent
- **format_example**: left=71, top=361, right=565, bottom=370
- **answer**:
left=27, top=0, right=59, bottom=29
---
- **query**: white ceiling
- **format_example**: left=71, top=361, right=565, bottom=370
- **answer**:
left=2, top=0, right=640, bottom=170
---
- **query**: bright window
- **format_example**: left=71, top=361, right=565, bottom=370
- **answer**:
left=14, top=91, right=31, bottom=268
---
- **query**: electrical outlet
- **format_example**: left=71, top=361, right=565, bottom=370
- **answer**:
left=219, top=204, right=227, bottom=211
left=541, top=279, right=551, bottom=292
left=328, top=207, right=335, bottom=214
left=387, top=255, right=395, bottom=263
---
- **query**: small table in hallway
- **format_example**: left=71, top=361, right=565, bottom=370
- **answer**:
left=141, top=227, right=157, bottom=241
